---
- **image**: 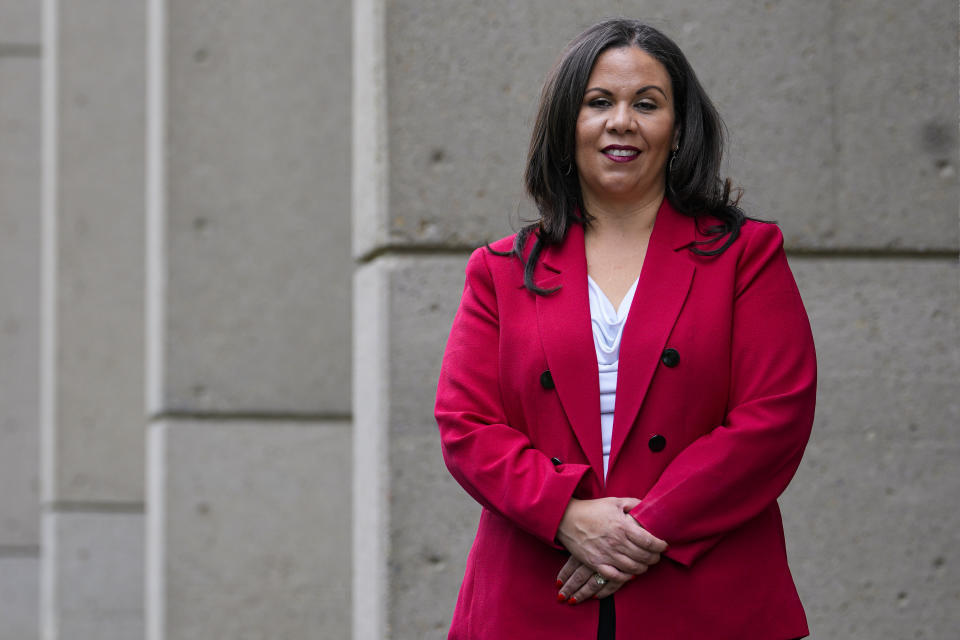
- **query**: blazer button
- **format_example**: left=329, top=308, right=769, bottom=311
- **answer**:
left=550, top=457, right=562, bottom=466
left=540, top=370, right=555, bottom=390
left=660, top=348, right=680, bottom=368
left=648, top=435, right=666, bottom=452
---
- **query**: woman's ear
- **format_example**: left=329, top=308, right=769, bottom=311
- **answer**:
left=672, top=128, right=681, bottom=151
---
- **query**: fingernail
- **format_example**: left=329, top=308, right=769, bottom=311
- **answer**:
left=556, top=579, right=563, bottom=588
left=556, top=592, right=566, bottom=602
left=567, top=597, right=577, bottom=605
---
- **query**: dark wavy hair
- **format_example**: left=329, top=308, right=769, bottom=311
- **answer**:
left=502, top=18, right=747, bottom=294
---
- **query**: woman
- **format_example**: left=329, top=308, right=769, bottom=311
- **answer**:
left=435, top=19, right=816, bottom=640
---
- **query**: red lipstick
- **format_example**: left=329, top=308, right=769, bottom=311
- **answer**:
left=602, top=145, right=640, bottom=163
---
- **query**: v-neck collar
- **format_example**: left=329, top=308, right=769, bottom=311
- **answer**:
left=588, top=274, right=640, bottom=321
left=535, top=198, right=697, bottom=480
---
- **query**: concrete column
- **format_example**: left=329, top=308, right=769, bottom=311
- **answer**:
left=353, top=1, right=959, bottom=638
left=353, top=257, right=479, bottom=639
left=145, top=1, right=352, bottom=638
left=352, top=1, right=554, bottom=637
left=39, top=1, right=148, bottom=638
left=0, top=2, right=41, bottom=637
left=783, top=259, right=959, bottom=638
left=775, top=3, right=959, bottom=638
left=147, top=421, right=350, bottom=639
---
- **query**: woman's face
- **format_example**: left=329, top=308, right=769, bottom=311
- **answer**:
left=574, top=46, right=677, bottom=209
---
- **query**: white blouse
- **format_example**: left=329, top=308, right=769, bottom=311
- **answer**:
left=587, top=274, right=639, bottom=479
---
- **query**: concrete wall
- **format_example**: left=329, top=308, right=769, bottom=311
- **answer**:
left=147, top=421, right=350, bottom=639
left=353, top=256, right=477, bottom=638
left=31, top=0, right=354, bottom=638
left=39, top=2, right=147, bottom=637
left=354, top=1, right=959, bottom=639
left=0, top=1, right=955, bottom=639
left=0, top=2, right=40, bottom=637
left=783, top=259, right=959, bottom=637
left=144, top=1, right=352, bottom=638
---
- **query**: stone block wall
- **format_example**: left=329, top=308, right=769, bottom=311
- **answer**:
left=353, top=256, right=479, bottom=638
left=0, top=1, right=40, bottom=637
left=147, top=421, right=351, bottom=638
left=784, top=259, right=959, bottom=637
left=144, top=1, right=353, bottom=638
left=0, top=1, right=955, bottom=639
left=39, top=2, right=147, bottom=637
left=24, top=0, right=353, bottom=638
left=354, top=2, right=959, bottom=639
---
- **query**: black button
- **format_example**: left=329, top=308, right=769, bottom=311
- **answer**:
left=550, top=457, right=562, bottom=466
left=648, top=435, right=666, bottom=452
left=540, top=370, right=555, bottom=389
left=660, top=348, right=680, bottom=368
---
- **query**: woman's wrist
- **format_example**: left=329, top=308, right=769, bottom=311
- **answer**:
left=556, top=497, right=583, bottom=547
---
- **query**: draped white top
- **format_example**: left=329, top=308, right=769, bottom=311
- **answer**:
left=587, top=274, right=640, bottom=479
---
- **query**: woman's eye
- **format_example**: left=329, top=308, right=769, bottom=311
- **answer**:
left=636, top=101, right=657, bottom=111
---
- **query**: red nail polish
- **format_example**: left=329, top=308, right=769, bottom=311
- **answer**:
left=556, top=579, right=563, bottom=588
left=567, top=597, right=577, bottom=605
left=556, top=592, right=566, bottom=602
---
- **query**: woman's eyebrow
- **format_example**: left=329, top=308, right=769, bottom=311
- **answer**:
left=584, top=85, right=668, bottom=99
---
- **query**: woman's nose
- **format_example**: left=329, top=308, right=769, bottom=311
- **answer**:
left=607, top=103, right=636, bottom=133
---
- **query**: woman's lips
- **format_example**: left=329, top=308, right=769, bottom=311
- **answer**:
left=602, top=145, right=639, bottom=163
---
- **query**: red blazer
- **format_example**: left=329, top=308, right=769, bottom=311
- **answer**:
left=435, top=199, right=816, bottom=639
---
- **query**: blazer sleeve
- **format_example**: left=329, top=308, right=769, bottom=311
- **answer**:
left=630, top=223, right=817, bottom=567
left=435, top=247, right=591, bottom=546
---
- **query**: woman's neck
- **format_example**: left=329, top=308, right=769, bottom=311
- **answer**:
left=582, top=190, right=663, bottom=242
left=582, top=191, right=663, bottom=309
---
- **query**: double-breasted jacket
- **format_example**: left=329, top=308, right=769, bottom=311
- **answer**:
left=435, top=199, right=817, bottom=639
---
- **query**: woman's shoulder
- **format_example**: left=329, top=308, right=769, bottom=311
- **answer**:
left=484, top=233, right=519, bottom=255
left=736, top=218, right=785, bottom=259
left=726, top=218, right=794, bottom=296
left=462, top=232, right=521, bottom=284
left=691, top=214, right=783, bottom=257
left=739, top=217, right=783, bottom=241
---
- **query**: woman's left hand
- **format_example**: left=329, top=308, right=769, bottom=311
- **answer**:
left=556, top=556, right=629, bottom=603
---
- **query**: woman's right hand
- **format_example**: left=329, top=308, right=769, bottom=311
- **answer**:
left=555, top=497, right=667, bottom=584
left=556, top=555, right=628, bottom=603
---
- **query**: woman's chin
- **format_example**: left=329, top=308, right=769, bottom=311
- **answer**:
left=584, top=181, right=664, bottom=207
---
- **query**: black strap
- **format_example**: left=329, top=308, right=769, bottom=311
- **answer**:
left=597, top=595, right=615, bottom=640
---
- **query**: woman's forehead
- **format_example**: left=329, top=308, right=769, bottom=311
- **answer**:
left=586, top=47, right=672, bottom=96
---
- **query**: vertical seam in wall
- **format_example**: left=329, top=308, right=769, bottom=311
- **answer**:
left=39, top=0, right=58, bottom=510
left=352, top=0, right=389, bottom=260
left=829, top=0, right=839, bottom=219
left=145, top=2, right=167, bottom=638
left=352, top=3, right=389, bottom=634
left=146, top=422, right=166, bottom=640
left=41, top=511, right=56, bottom=640
left=40, top=3, right=59, bottom=637
left=351, top=262, right=391, bottom=640
left=145, top=0, right=167, bottom=417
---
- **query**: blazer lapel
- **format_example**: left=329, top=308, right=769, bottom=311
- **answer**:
left=535, top=224, right=605, bottom=480
left=608, top=201, right=696, bottom=472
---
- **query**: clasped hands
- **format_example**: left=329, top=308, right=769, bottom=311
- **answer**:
left=554, top=497, right=667, bottom=604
